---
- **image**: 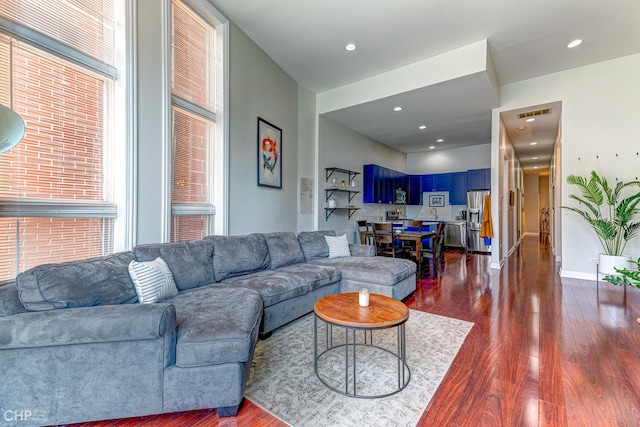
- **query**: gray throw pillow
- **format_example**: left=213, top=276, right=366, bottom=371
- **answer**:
left=325, top=234, right=351, bottom=258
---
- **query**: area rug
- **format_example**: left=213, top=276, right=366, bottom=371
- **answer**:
left=244, top=309, right=474, bottom=427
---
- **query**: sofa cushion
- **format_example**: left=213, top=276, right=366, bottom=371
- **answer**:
left=16, top=252, right=138, bottom=311
left=275, top=263, right=341, bottom=291
left=222, top=271, right=309, bottom=307
left=325, top=234, right=351, bottom=258
left=128, top=258, right=179, bottom=304
left=297, top=230, right=336, bottom=262
left=133, top=240, right=215, bottom=291
left=205, top=233, right=270, bottom=281
left=166, top=286, right=263, bottom=367
left=263, top=231, right=305, bottom=269
left=0, top=284, right=27, bottom=317
left=312, top=256, right=416, bottom=286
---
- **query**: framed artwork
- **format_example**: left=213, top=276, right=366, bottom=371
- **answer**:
left=257, top=117, right=282, bottom=189
left=428, top=194, right=445, bottom=207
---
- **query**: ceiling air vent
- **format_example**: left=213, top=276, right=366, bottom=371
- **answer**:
left=517, top=108, right=552, bottom=119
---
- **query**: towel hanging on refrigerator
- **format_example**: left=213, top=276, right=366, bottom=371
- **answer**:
left=480, top=194, right=493, bottom=246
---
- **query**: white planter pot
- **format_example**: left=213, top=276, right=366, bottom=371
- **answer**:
left=598, top=254, right=632, bottom=275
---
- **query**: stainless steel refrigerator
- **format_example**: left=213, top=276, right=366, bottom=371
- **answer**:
left=467, top=190, right=491, bottom=253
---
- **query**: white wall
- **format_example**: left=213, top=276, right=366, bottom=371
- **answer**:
left=227, top=23, right=300, bottom=235
left=317, top=116, right=406, bottom=240
left=135, top=0, right=170, bottom=244
left=406, top=144, right=491, bottom=174
left=297, top=86, right=317, bottom=233
left=499, top=53, right=640, bottom=279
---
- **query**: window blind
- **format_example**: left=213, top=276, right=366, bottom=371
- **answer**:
left=0, top=1, right=117, bottom=281
left=170, top=0, right=217, bottom=242
left=0, top=0, right=116, bottom=68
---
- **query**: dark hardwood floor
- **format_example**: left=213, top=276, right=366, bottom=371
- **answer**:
left=73, top=236, right=640, bottom=426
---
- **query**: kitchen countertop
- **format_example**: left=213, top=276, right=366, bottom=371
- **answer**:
left=414, top=217, right=466, bottom=222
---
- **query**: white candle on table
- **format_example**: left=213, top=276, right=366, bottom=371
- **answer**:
left=359, top=288, right=369, bottom=307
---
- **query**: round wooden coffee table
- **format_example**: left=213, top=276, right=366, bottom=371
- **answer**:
left=313, top=292, right=410, bottom=398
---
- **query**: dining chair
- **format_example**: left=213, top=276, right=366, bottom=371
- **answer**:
left=422, top=221, right=446, bottom=278
left=357, top=219, right=373, bottom=245
left=409, top=221, right=446, bottom=278
left=371, top=222, right=404, bottom=258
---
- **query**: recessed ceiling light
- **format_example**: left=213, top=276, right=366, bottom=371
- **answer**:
left=393, top=106, right=403, bottom=112
left=517, top=126, right=527, bottom=131
left=345, top=43, right=357, bottom=51
left=530, top=142, right=538, bottom=145
left=533, top=166, right=539, bottom=169
left=429, top=146, right=435, bottom=149
left=567, top=39, right=582, bottom=49
left=526, top=118, right=535, bottom=122
left=437, top=139, right=444, bottom=142
left=532, top=157, right=538, bottom=160
left=419, top=125, right=426, bottom=130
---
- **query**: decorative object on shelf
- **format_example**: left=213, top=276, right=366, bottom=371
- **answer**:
left=257, top=117, right=282, bottom=189
left=562, top=171, right=640, bottom=280
left=328, top=198, right=337, bottom=208
left=0, top=104, right=25, bottom=154
left=428, top=194, right=444, bottom=207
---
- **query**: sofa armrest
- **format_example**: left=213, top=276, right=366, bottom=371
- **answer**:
left=349, top=244, right=375, bottom=257
left=0, top=303, right=176, bottom=350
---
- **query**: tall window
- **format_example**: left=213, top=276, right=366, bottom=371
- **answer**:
left=170, top=0, right=223, bottom=242
left=0, top=1, right=121, bottom=281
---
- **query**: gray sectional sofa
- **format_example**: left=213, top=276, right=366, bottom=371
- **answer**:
left=0, top=230, right=416, bottom=426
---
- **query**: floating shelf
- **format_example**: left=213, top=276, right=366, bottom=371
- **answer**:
left=324, top=168, right=361, bottom=221
left=325, top=188, right=360, bottom=203
left=325, top=167, right=360, bottom=184
left=324, top=207, right=360, bottom=220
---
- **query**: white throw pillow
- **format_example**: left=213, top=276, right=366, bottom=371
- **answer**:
left=128, top=257, right=179, bottom=304
left=325, top=234, right=351, bottom=258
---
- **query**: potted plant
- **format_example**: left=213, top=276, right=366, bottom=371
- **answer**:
left=563, top=171, right=640, bottom=276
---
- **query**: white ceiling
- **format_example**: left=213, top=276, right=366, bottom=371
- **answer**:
left=214, top=0, right=640, bottom=168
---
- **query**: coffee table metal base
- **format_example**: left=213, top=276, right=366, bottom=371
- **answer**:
left=313, top=315, right=410, bottom=398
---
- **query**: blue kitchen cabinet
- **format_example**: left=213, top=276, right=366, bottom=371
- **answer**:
left=483, top=168, right=491, bottom=189
left=380, top=167, right=392, bottom=203
left=408, top=175, right=421, bottom=205
left=420, top=174, right=433, bottom=192
left=362, top=164, right=376, bottom=203
left=433, top=173, right=451, bottom=191
left=363, top=164, right=408, bottom=204
left=450, top=172, right=467, bottom=205
left=467, top=168, right=490, bottom=190
left=420, top=173, right=450, bottom=192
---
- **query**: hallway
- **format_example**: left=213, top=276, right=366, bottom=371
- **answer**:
left=411, top=236, right=640, bottom=426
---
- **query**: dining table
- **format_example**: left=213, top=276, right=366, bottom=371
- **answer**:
left=359, top=227, right=437, bottom=276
